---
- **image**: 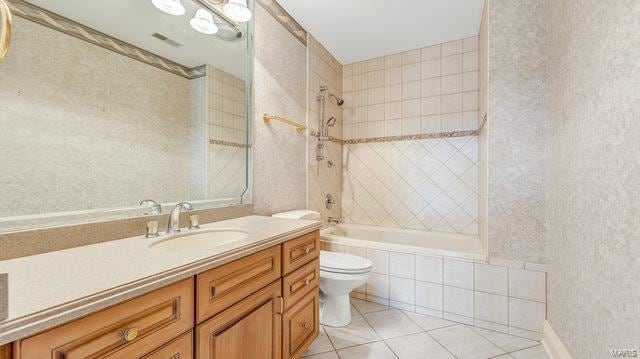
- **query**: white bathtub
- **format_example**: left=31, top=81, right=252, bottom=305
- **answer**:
left=320, top=223, right=486, bottom=261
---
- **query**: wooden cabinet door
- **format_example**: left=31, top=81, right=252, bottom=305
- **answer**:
left=196, top=281, right=282, bottom=359
left=282, top=288, right=319, bottom=359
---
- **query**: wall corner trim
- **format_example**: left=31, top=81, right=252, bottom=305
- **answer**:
left=542, top=320, right=572, bottom=359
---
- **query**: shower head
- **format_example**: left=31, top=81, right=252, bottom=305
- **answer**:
left=330, top=94, right=345, bottom=106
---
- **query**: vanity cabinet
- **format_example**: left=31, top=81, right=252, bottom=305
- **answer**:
left=14, top=278, right=194, bottom=359
left=9, top=230, right=320, bottom=359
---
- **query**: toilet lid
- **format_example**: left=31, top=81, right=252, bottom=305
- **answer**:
left=320, top=250, right=372, bottom=274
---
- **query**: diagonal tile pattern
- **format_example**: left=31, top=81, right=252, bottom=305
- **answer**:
left=304, top=301, right=548, bottom=359
left=342, top=136, right=478, bottom=234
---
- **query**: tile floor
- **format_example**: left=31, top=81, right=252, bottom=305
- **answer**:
left=303, top=298, right=549, bottom=359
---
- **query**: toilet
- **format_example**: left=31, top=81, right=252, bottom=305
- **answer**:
left=272, top=210, right=372, bottom=327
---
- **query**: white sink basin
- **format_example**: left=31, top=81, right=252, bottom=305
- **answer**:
left=149, top=228, right=251, bottom=251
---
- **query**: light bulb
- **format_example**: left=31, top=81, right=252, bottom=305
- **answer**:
left=151, top=0, right=185, bottom=16
left=190, top=9, right=219, bottom=34
left=223, top=0, right=252, bottom=22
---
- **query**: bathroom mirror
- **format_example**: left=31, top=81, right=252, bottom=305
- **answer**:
left=0, top=0, right=252, bottom=232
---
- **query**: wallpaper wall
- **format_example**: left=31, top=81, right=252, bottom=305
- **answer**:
left=252, top=2, right=308, bottom=215
left=486, top=0, right=546, bottom=263
left=545, top=0, right=640, bottom=357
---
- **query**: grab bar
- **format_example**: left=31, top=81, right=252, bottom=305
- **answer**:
left=0, top=0, right=11, bottom=64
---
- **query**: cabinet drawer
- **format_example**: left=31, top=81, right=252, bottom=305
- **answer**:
left=281, top=231, right=320, bottom=275
left=140, top=330, right=193, bottom=359
left=282, top=258, right=319, bottom=311
left=17, top=278, right=194, bottom=359
left=282, top=288, right=319, bottom=359
left=196, top=246, right=281, bottom=323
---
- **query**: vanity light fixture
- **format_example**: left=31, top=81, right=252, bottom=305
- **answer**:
left=223, top=0, right=252, bottom=22
left=151, top=0, right=186, bottom=15
left=190, top=9, right=218, bottom=34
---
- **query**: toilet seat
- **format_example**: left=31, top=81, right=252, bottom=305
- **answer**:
left=320, top=250, right=372, bottom=274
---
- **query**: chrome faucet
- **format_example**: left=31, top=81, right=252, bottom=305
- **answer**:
left=327, top=217, right=341, bottom=224
left=139, top=199, right=162, bottom=215
left=167, top=202, right=193, bottom=234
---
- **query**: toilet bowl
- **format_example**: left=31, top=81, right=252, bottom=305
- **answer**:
left=319, top=251, right=372, bottom=327
left=271, top=210, right=372, bottom=327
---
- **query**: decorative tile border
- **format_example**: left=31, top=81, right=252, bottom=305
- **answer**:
left=478, top=113, right=488, bottom=132
left=255, top=0, right=307, bottom=45
left=343, top=129, right=479, bottom=145
left=8, top=0, right=206, bottom=79
left=209, top=139, right=250, bottom=148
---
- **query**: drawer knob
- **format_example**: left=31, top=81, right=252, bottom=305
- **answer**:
left=302, top=322, right=310, bottom=329
left=123, top=327, right=139, bottom=342
left=304, top=278, right=311, bottom=286
left=304, top=247, right=310, bottom=254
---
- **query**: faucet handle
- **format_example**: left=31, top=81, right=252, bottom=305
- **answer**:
left=189, top=214, right=200, bottom=230
left=145, top=220, right=160, bottom=238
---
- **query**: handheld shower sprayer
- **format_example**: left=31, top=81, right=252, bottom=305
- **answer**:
left=316, top=86, right=344, bottom=161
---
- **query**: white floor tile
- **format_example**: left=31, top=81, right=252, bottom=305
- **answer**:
left=352, top=298, right=390, bottom=314
left=428, top=325, right=505, bottom=359
left=304, top=326, right=335, bottom=356
left=363, top=309, right=422, bottom=339
left=324, top=314, right=381, bottom=349
left=471, top=327, right=539, bottom=353
left=510, top=345, right=549, bottom=359
left=337, top=342, right=397, bottom=359
left=402, top=310, right=457, bottom=331
left=385, top=332, right=452, bottom=359
left=303, top=351, right=340, bottom=359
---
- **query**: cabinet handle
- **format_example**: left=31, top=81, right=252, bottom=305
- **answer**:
left=210, top=286, right=216, bottom=298
left=301, top=322, right=310, bottom=329
left=123, top=327, right=139, bottom=342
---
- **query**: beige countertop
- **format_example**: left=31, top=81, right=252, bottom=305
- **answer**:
left=0, top=215, right=321, bottom=345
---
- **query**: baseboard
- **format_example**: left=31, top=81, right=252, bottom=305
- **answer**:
left=542, top=320, right=572, bottom=359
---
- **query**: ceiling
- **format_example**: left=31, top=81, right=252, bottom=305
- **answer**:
left=276, top=0, right=484, bottom=64
left=29, top=0, right=248, bottom=79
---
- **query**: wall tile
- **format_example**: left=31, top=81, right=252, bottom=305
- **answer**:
left=416, top=255, right=443, bottom=283
left=475, top=292, right=508, bottom=325
left=385, top=84, right=402, bottom=102
left=463, top=36, right=479, bottom=52
left=367, top=248, right=390, bottom=274
left=474, top=263, right=508, bottom=295
left=441, top=93, right=463, bottom=113
left=444, top=286, right=474, bottom=317
left=368, top=70, right=385, bottom=88
left=421, top=78, right=441, bottom=97
left=402, top=49, right=422, bottom=64
left=441, top=54, right=463, bottom=75
left=442, top=39, right=464, bottom=56
left=402, top=81, right=421, bottom=100
left=402, top=63, right=422, bottom=82
left=390, top=276, right=416, bottom=304
left=421, top=59, right=441, bottom=79
left=385, top=53, right=402, bottom=68
left=441, top=74, right=463, bottom=94
left=444, top=259, right=474, bottom=289
left=367, top=272, right=390, bottom=299
left=385, top=67, right=402, bottom=85
left=416, top=281, right=443, bottom=310
left=508, top=298, right=546, bottom=332
left=421, top=44, right=441, bottom=60
left=402, top=99, right=421, bottom=118
left=508, top=268, right=546, bottom=302
left=390, top=252, right=416, bottom=278
left=463, top=51, right=479, bottom=72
